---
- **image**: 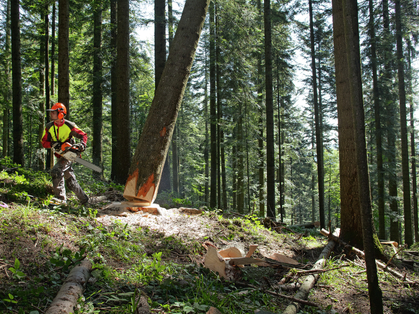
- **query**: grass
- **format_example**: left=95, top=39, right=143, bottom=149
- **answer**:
left=0, top=157, right=419, bottom=313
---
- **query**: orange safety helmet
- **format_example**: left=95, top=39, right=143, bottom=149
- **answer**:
left=47, top=103, right=67, bottom=119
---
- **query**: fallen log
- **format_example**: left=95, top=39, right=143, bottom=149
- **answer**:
left=282, top=229, right=340, bottom=314
left=320, top=229, right=416, bottom=285
left=45, top=259, right=92, bottom=314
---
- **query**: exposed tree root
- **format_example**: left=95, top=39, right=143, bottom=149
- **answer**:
left=45, top=259, right=92, bottom=314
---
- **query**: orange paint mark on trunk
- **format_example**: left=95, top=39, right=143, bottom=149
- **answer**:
left=160, top=127, right=167, bottom=137
left=137, top=173, right=155, bottom=199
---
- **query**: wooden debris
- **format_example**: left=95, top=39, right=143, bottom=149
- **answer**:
left=204, top=245, right=227, bottom=278
left=320, top=228, right=416, bottom=285
left=179, top=207, right=203, bottom=215
left=45, top=259, right=92, bottom=314
left=282, top=229, right=340, bottom=314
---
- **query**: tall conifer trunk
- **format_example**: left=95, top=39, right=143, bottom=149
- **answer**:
left=58, top=0, right=69, bottom=115
left=265, top=0, right=275, bottom=219
left=3, top=0, right=11, bottom=157
left=92, top=1, right=103, bottom=175
left=369, top=0, right=385, bottom=239
left=332, top=0, right=383, bottom=311
left=395, top=0, right=413, bottom=246
left=11, top=0, right=24, bottom=166
left=155, top=0, right=171, bottom=192
left=114, top=0, right=131, bottom=184
left=309, top=0, right=325, bottom=228
left=209, top=0, right=217, bottom=208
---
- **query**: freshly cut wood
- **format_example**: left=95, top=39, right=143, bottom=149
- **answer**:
left=228, top=257, right=265, bottom=266
left=320, top=229, right=415, bottom=285
left=45, top=259, right=92, bottom=314
left=282, top=229, right=339, bottom=314
left=267, top=253, right=300, bottom=265
left=218, top=247, right=242, bottom=259
left=245, top=244, right=258, bottom=257
left=204, top=245, right=227, bottom=278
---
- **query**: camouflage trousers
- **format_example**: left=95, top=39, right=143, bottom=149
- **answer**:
left=51, top=157, right=88, bottom=204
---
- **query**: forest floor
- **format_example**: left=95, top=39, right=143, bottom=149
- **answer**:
left=0, top=158, right=419, bottom=314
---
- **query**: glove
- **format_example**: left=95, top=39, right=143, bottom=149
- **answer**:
left=51, top=141, right=62, bottom=150
left=74, top=143, right=86, bottom=152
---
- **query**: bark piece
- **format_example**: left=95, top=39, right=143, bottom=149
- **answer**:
left=45, top=259, right=92, bottom=314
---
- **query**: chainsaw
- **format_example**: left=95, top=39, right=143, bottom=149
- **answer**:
left=52, top=142, right=102, bottom=173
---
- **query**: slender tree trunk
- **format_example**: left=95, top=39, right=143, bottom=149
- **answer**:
left=237, top=107, right=244, bottom=214
left=395, top=0, right=413, bottom=246
left=382, top=0, right=400, bottom=243
left=265, top=0, right=275, bottom=219
left=38, top=10, right=47, bottom=170
left=92, top=1, right=103, bottom=175
left=58, top=0, right=70, bottom=115
left=333, top=0, right=383, bottom=311
left=110, top=0, right=117, bottom=181
left=155, top=0, right=171, bottom=192
left=369, top=0, right=385, bottom=239
left=50, top=2, right=55, bottom=98
left=216, top=5, right=222, bottom=208
left=47, top=2, right=56, bottom=169
left=204, top=52, right=209, bottom=204
left=114, top=0, right=131, bottom=184
left=168, top=0, right=179, bottom=195
left=309, top=0, right=325, bottom=229
left=408, top=42, right=419, bottom=242
left=209, top=0, right=217, bottom=208
left=257, top=0, right=265, bottom=217
left=3, top=0, right=11, bottom=157
left=123, top=0, right=210, bottom=204
left=11, top=0, right=24, bottom=166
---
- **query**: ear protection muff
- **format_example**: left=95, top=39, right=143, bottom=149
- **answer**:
left=57, top=109, right=65, bottom=119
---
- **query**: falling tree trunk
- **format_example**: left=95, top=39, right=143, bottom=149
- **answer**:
left=309, top=0, right=325, bottom=228
left=58, top=0, right=70, bottom=115
left=123, top=0, right=210, bottom=204
left=265, top=0, right=276, bottom=219
left=11, top=0, right=24, bottom=166
left=369, top=0, right=385, bottom=240
left=395, top=0, right=412, bottom=247
left=92, top=0, right=103, bottom=177
left=333, top=0, right=383, bottom=311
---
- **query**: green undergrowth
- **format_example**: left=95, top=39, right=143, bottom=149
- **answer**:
left=1, top=157, right=419, bottom=314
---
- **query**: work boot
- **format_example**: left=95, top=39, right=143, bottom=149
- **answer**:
left=50, top=197, right=67, bottom=205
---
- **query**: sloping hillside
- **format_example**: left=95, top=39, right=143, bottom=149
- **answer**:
left=0, top=158, right=418, bottom=314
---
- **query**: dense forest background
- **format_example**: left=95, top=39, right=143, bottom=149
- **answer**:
left=1, top=0, right=419, bottom=246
